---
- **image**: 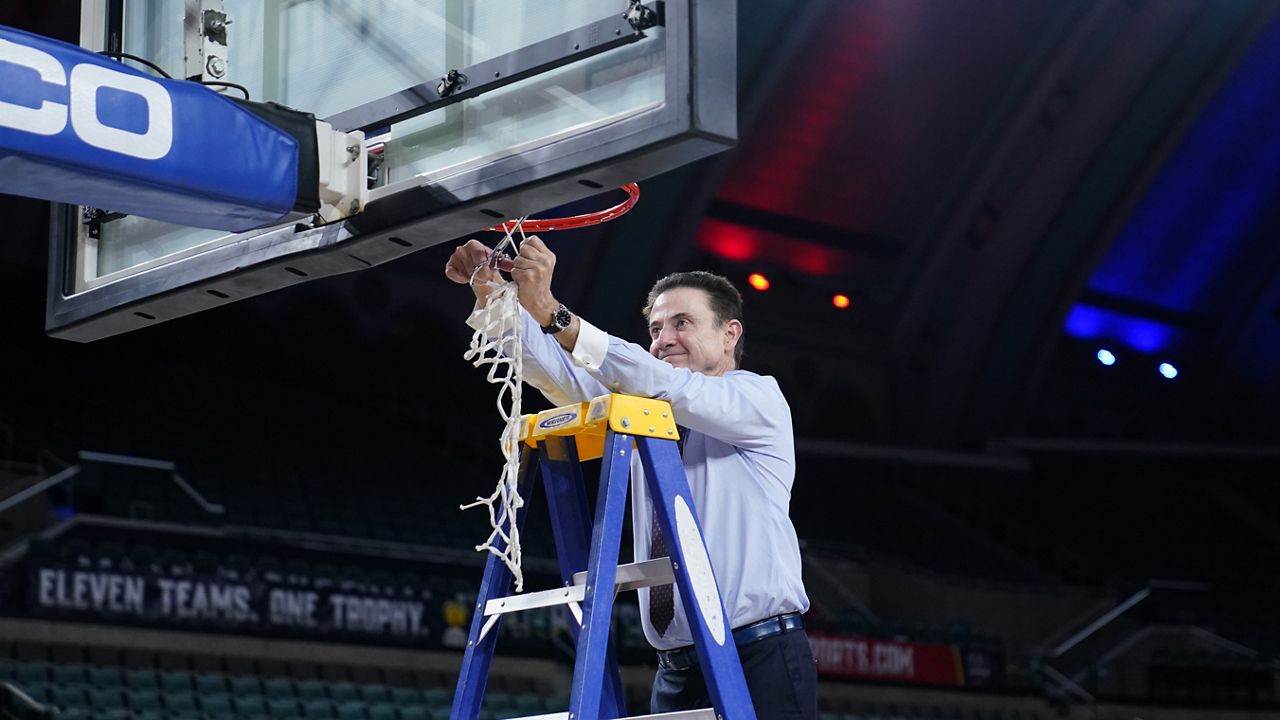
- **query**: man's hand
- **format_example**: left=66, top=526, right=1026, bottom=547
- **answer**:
left=510, top=236, right=561, bottom=324
left=444, top=239, right=514, bottom=303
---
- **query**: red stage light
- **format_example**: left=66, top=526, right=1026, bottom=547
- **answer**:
left=747, top=273, right=771, bottom=291
left=832, top=294, right=851, bottom=309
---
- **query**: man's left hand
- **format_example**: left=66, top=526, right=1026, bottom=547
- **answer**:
left=510, top=235, right=560, bottom=324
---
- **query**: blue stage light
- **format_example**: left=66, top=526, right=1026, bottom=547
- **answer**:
left=1158, top=362, right=1178, bottom=380
left=1096, top=349, right=1116, bottom=366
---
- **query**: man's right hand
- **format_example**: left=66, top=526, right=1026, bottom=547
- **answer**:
left=444, top=239, right=515, bottom=302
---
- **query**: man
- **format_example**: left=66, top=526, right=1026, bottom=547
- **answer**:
left=445, top=236, right=815, bottom=718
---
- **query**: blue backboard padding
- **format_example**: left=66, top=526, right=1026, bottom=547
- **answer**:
left=0, top=24, right=300, bottom=232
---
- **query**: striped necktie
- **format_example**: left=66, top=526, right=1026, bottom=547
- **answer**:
left=648, top=427, right=685, bottom=635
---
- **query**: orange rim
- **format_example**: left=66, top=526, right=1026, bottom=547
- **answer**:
left=489, top=183, right=640, bottom=233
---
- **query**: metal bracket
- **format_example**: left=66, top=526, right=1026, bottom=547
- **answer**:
left=436, top=69, right=468, bottom=98
left=626, top=0, right=665, bottom=31
left=82, top=208, right=124, bottom=240
left=184, top=0, right=230, bottom=81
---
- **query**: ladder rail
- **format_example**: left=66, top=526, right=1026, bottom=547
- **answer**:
left=566, top=431, right=634, bottom=720
left=539, top=435, right=628, bottom=719
left=636, top=435, right=757, bottom=720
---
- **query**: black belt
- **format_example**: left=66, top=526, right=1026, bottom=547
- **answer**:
left=655, top=612, right=804, bottom=671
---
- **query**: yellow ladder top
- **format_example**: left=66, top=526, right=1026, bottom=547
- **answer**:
left=520, top=394, right=681, bottom=461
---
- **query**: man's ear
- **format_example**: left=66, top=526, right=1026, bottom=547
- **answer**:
left=724, top=318, right=743, bottom=354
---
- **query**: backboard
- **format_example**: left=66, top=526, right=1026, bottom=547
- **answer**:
left=47, top=0, right=735, bottom=341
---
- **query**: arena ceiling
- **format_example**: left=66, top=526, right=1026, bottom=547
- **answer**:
left=585, top=0, right=1280, bottom=446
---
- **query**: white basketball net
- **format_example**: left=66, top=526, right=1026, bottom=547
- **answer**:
left=461, top=219, right=529, bottom=592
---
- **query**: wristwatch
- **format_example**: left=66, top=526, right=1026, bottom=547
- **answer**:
left=541, top=303, right=573, bottom=334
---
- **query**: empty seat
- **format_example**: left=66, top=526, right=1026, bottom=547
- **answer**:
left=127, top=688, right=163, bottom=711
left=125, top=669, right=159, bottom=690
left=51, top=664, right=88, bottom=685
left=422, top=681, right=453, bottom=707
left=296, top=680, right=328, bottom=700
left=165, top=691, right=199, bottom=712
left=269, top=697, right=301, bottom=717
left=235, top=694, right=269, bottom=715
left=399, top=707, right=429, bottom=720
left=201, top=693, right=234, bottom=715
left=368, top=703, right=397, bottom=720
left=358, top=684, right=390, bottom=703
left=88, top=686, right=126, bottom=707
left=231, top=675, right=264, bottom=695
left=14, top=662, right=51, bottom=686
left=196, top=673, right=228, bottom=694
left=301, top=698, right=337, bottom=719
left=389, top=687, right=423, bottom=705
left=329, top=682, right=358, bottom=702
left=89, top=666, right=124, bottom=687
left=484, top=692, right=514, bottom=713
left=159, top=670, right=194, bottom=692
left=263, top=677, right=296, bottom=697
left=49, top=685, right=87, bottom=710
left=336, top=700, right=369, bottom=720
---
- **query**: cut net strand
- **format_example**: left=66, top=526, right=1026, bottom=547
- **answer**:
left=461, top=219, right=530, bottom=591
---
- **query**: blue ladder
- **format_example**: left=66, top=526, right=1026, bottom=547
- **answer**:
left=450, top=394, right=758, bottom=720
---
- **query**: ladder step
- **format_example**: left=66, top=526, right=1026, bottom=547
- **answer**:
left=507, top=710, right=716, bottom=720
left=484, top=557, right=674, bottom=617
left=572, top=556, right=674, bottom=592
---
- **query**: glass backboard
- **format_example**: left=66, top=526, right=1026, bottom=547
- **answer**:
left=48, top=0, right=735, bottom=341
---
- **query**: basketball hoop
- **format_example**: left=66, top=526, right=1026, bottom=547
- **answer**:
left=488, top=183, right=640, bottom=234
left=463, top=183, right=640, bottom=592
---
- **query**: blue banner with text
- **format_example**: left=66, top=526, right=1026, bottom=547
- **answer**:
left=0, top=24, right=300, bottom=232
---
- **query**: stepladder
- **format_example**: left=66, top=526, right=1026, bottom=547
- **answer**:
left=450, top=394, right=758, bottom=720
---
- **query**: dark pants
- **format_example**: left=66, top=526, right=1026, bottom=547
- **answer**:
left=651, top=629, right=818, bottom=719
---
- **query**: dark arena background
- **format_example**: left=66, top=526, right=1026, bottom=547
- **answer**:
left=2, top=1, right=1279, bottom=720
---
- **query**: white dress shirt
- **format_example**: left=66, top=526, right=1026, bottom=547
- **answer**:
left=468, top=304, right=809, bottom=650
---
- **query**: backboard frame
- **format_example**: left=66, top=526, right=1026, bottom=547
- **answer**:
left=46, top=0, right=736, bottom=342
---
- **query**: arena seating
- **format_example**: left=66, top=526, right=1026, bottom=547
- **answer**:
left=793, top=455, right=1049, bottom=585
left=3, top=444, right=1277, bottom=717
left=0, top=658, right=570, bottom=720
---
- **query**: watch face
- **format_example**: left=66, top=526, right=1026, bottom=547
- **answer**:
left=554, top=306, right=572, bottom=328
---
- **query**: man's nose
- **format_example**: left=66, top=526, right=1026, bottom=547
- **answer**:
left=655, top=325, right=679, bottom=346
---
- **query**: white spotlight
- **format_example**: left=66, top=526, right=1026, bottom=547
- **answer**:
left=1158, top=362, right=1178, bottom=380
left=1096, top=349, right=1116, bottom=366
